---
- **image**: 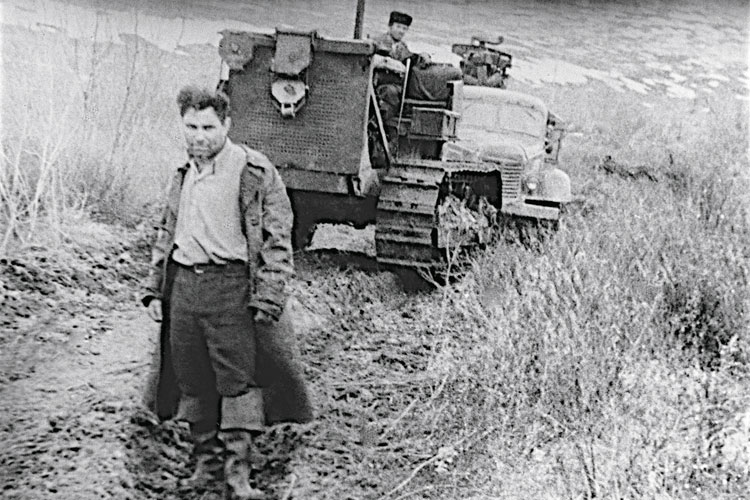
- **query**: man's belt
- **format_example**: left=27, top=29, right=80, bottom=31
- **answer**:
left=173, top=259, right=246, bottom=275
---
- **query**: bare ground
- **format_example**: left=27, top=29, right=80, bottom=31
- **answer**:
left=0, top=308, right=153, bottom=499
left=0, top=226, right=441, bottom=499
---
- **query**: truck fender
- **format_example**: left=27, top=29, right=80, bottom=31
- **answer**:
left=541, top=168, right=572, bottom=204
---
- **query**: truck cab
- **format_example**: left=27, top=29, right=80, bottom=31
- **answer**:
left=443, top=86, right=571, bottom=220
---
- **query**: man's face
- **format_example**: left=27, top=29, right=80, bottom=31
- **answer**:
left=182, top=107, right=230, bottom=160
left=388, top=22, right=409, bottom=42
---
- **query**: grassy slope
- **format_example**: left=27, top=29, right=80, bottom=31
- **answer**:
left=2, top=14, right=749, bottom=500
left=287, top=85, right=750, bottom=494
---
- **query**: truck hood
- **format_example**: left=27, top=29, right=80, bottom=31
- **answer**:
left=443, top=128, right=545, bottom=164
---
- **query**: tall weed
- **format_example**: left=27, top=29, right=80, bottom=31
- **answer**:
left=1, top=23, right=217, bottom=252
left=417, top=85, right=750, bottom=498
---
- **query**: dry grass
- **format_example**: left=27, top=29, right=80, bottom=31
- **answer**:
left=283, top=84, right=750, bottom=499
left=0, top=23, right=217, bottom=252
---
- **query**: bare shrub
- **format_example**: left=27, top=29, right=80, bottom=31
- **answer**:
left=1, top=22, right=217, bottom=252
left=1, top=27, right=82, bottom=249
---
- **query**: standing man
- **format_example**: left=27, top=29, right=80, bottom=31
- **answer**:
left=142, top=86, right=313, bottom=499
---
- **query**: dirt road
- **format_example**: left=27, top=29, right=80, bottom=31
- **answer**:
left=0, top=226, right=201, bottom=499
left=0, top=310, right=154, bottom=499
left=0, top=223, right=456, bottom=499
left=0, top=272, right=332, bottom=499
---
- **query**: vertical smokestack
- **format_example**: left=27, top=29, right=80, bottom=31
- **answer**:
left=354, top=0, right=365, bottom=39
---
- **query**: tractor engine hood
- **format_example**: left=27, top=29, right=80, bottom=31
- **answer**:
left=443, top=129, right=544, bottom=165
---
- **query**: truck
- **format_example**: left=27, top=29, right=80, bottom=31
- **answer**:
left=215, top=12, right=571, bottom=272
left=445, top=86, right=571, bottom=221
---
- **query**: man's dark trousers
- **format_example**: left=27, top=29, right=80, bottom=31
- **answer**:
left=169, top=261, right=264, bottom=432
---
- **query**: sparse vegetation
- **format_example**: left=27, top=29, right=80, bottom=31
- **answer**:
left=0, top=22, right=217, bottom=251
left=1, top=5, right=748, bottom=500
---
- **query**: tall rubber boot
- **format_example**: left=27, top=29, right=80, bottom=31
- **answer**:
left=181, top=429, right=224, bottom=488
left=220, top=430, right=265, bottom=500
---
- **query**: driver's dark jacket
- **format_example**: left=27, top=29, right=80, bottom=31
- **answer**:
left=142, top=143, right=294, bottom=320
left=371, top=32, right=413, bottom=61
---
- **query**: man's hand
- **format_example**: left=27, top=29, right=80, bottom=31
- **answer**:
left=253, top=309, right=276, bottom=325
left=147, top=298, right=163, bottom=323
left=373, top=54, right=406, bottom=74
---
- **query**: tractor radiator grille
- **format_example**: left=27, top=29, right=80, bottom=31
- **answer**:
left=228, top=47, right=370, bottom=175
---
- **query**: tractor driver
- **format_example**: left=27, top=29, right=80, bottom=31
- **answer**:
left=372, top=10, right=415, bottom=62
left=370, top=11, right=433, bottom=133
left=371, top=10, right=431, bottom=66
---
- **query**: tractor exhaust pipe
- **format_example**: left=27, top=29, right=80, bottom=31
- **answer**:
left=354, top=0, right=365, bottom=39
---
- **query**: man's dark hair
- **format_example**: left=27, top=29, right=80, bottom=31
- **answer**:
left=177, top=86, right=230, bottom=122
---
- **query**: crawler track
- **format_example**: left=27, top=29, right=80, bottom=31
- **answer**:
left=375, top=158, right=504, bottom=271
left=375, top=160, right=445, bottom=269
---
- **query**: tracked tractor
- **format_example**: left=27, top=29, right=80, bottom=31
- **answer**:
left=216, top=7, right=570, bottom=272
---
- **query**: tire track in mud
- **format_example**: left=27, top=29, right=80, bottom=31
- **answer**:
left=0, top=312, right=160, bottom=499
left=1, top=249, right=479, bottom=499
left=0, top=293, right=325, bottom=499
